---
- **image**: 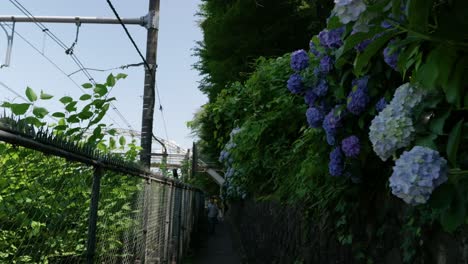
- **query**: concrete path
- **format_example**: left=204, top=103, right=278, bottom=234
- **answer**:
left=188, top=220, right=241, bottom=264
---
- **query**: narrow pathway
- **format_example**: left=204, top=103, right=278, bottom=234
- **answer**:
left=189, top=220, right=241, bottom=264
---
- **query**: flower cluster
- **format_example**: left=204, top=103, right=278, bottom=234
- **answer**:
left=323, top=106, right=345, bottom=145
left=306, top=107, right=324, bottom=128
left=389, top=146, right=448, bottom=205
left=291, top=49, right=309, bottom=72
left=333, top=0, right=367, bottom=24
left=287, top=73, right=303, bottom=94
left=347, top=87, right=369, bottom=115
left=319, top=56, right=334, bottom=74
left=318, top=27, right=345, bottom=49
left=341, top=135, right=360, bottom=157
left=329, top=147, right=344, bottom=176
left=369, top=83, right=425, bottom=161
left=383, top=40, right=400, bottom=70
left=375, top=97, right=387, bottom=112
left=313, top=79, right=328, bottom=97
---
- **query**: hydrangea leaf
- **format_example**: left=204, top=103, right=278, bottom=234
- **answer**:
left=353, top=31, right=396, bottom=76
left=444, top=56, right=467, bottom=108
left=430, top=182, right=455, bottom=210
left=407, top=0, right=433, bottom=33
left=429, top=109, right=451, bottom=135
left=440, top=188, right=465, bottom=233
left=447, top=119, right=464, bottom=167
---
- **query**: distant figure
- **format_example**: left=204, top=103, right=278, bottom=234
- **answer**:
left=207, top=197, right=219, bottom=234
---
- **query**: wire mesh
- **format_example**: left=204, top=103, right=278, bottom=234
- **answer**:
left=0, top=138, right=204, bottom=264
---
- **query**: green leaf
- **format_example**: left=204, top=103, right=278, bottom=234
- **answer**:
left=108, top=129, right=117, bottom=136
left=52, top=112, right=66, bottom=118
left=429, top=109, right=451, bottom=135
left=65, top=101, right=78, bottom=112
left=23, top=116, right=44, bottom=127
left=119, top=136, right=126, bottom=146
left=354, top=31, right=397, bottom=76
left=106, top=74, right=116, bottom=87
left=82, top=83, right=93, bottom=89
left=447, top=119, right=464, bottom=167
left=407, top=0, right=433, bottom=33
left=430, top=182, right=455, bottom=210
left=60, top=96, right=73, bottom=104
left=327, top=16, right=342, bottom=29
left=336, top=27, right=383, bottom=60
left=444, top=56, right=467, bottom=108
left=79, top=94, right=92, bottom=101
left=10, top=103, right=31, bottom=115
left=440, top=188, right=465, bottom=233
left=25, top=87, right=38, bottom=102
left=54, top=125, right=67, bottom=131
left=32, top=107, right=49, bottom=119
left=67, top=115, right=80, bottom=123
left=94, top=84, right=108, bottom=97
left=109, top=137, right=116, bottom=149
left=116, top=73, right=127, bottom=80
left=40, top=91, right=54, bottom=100
left=414, top=133, right=437, bottom=150
left=78, top=111, right=93, bottom=120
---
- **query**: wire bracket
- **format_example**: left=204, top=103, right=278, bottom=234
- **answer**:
left=142, top=10, right=159, bottom=29
left=0, top=21, right=15, bottom=68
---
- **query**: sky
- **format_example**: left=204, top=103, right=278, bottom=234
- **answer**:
left=0, top=0, right=207, bottom=149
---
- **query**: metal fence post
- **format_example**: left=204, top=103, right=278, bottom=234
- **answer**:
left=86, top=166, right=103, bottom=264
left=142, top=179, right=152, bottom=263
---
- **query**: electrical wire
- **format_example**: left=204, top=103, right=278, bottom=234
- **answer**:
left=67, top=62, right=144, bottom=77
left=5, top=2, right=136, bottom=131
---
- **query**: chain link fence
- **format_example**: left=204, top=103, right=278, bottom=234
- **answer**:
left=0, top=127, right=204, bottom=263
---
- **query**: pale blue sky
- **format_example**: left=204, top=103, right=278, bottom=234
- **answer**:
left=0, top=0, right=206, bottom=149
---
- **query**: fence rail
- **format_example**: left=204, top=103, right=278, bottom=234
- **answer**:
left=0, top=119, right=204, bottom=263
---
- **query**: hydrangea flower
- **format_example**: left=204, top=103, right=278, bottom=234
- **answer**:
left=351, top=76, right=369, bottom=90
left=313, top=79, right=328, bottom=97
left=355, top=39, right=372, bottom=52
left=219, top=150, right=230, bottom=162
left=341, top=135, right=360, bottom=157
left=333, top=0, right=367, bottom=24
left=375, top=97, right=387, bottom=112
left=389, top=146, right=448, bottom=205
left=291, top=49, right=309, bottom=72
left=347, top=87, right=369, bottom=115
left=323, top=106, right=345, bottom=145
left=306, top=107, right=324, bottom=128
left=389, top=83, right=426, bottom=114
left=304, top=89, right=318, bottom=107
left=225, top=167, right=235, bottom=178
left=318, top=27, right=345, bottom=49
left=287, top=73, right=304, bottom=94
left=383, top=40, right=400, bottom=70
left=369, top=106, right=415, bottom=161
left=329, top=147, right=344, bottom=176
left=319, top=55, right=334, bottom=73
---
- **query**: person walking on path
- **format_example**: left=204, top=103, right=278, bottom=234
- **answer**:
left=207, top=197, right=219, bottom=235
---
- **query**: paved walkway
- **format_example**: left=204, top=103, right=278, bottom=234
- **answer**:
left=189, top=220, right=241, bottom=264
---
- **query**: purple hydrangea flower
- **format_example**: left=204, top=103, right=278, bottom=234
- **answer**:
left=319, top=55, right=334, bottom=74
left=306, top=107, right=324, bottom=128
left=389, top=146, right=448, bottom=205
left=347, top=88, right=369, bottom=115
left=309, top=41, right=321, bottom=57
left=341, top=135, right=360, bottom=157
left=329, top=147, right=344, bottom=176
left=318, top=27, right=345, bottom=49
left=383, top=40, right=400, bottom=70
left=304, top=89, right=318, bottom=107
left=323, top=106, right=345, bottom=145
left=351, top=76, right=369, bottom=90
left=313, top=79, right=328, bottom=97
left=375, top=97, right=387, bottom=112
left=287, top=73, right=303, bottom=94
left=291, top=49, right=309, bottom=72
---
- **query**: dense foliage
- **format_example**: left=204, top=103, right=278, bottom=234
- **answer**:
left=193, top=0, right=468, bottom=262
left=0, top=75, right=143, bottom=262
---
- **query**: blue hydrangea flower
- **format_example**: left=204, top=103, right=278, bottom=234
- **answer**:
left=287, top=73, right=304, bottom=94
left=383, top=40, right=400, bottom=70
left=355, top=39, right=372, bottom=52
left=291, top=49, right=309, bottom=72
left=309, top=41, right=321, bottom=57
left=341, top=135, right=360, bottom=157
left=225, top=167, right=235, bottom=178
left=318, top=27, right=345, bottom=49
left=219, top=150, right=230, bottom=162
left=329, top=147, right=344, bottom=176
left=347, top=88, right=369, bottom=115
left=375, top=97, right=387, bottom=112
left=306, top=107, right=324, bottom=128
left=389, top=146, right=448, bottom=205
left=319, top=55, right=334, bottom=73
left=304, top=89, right=318, bottom=107
left=369, top=106, right=415, bottom=161
left=333, top=0, right=367, bottom=24
left=313, top=79, right=328, bottom=97
left=351, top=76, right=369, bottom=90
left=323, top=106, right=345, bottom=145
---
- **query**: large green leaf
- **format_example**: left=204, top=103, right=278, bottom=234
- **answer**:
left=25, top=87, right=38, bottom=102
left=52, top=112, right=66, bottom=118
left=10, top=103, right=31, bottom=115
left=353, top=31, right=397, bottom=76
left=444, top=56, right=467, bottom=108
left=94, top=84, right=108, bottom=97
left=32, top=107, right=49, bottom=119
left=440, top=188, right=465, bottom=233
left=40, top=91, right=54, bottom=100
left=429, top=109, right=451, bottom=135
left=447, top=119, right=464, bottom=167
left=65, top=101, right=78, bottom=113
left=59, top=96, right=73, bottom=104
left=430, top=182, right=455, bottom=210
left=79, top=94, right=92, bottom=101
left=407, top=0, right=433, bottom=33
left=119, top=136, right=126, bottom=146
left=106, top=74, right=116, bottom=87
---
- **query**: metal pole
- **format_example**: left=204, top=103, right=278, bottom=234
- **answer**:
left=86, top=166, right=103, bottom=264
left=140, top=0, right=160, bottom=168
left=0, top=15, right=146, bottom=26
left=191, top=143, right=197, bottom=178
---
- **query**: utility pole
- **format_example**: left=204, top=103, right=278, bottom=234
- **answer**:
left=140, top=0, right=160, bottom=168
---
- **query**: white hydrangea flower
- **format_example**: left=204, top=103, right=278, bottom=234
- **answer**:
left=333, top=0, right=367, bottom=24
